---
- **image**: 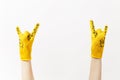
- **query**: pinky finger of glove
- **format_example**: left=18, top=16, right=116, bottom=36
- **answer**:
left=31, top=23, right=40, bottom=37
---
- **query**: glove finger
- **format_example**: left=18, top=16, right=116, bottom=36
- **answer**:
left=31, top=23, right=39, bottom=38
left=90, top=20, right=96, bottom=37
left=104, top=26, right=108, bottom=35
left=16, top=26, right=22, bottom=36
left=24, top=31, right=31, bottom=40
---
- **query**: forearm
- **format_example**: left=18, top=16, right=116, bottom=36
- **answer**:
left=89, top=58, right=102, bottom=80
left=16, top=24, right=39, bottom=80
left=89, top=20, right=108, bottom=80
left=21, top=61, right=34, bottom=80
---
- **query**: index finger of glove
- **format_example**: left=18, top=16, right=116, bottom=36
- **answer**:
left=16, top=26, right=22, bottom=36
left=90, top=20, right=96, bottom=37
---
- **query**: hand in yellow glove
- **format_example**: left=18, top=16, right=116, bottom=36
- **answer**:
left=90, top=20, right=108, bottom=58
left=16, top=23, right=39, bottom=60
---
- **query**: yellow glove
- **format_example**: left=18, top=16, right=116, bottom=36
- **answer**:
left=16, top=23, right=39, bottom=60
left=90, top=20, right=108, bottom=58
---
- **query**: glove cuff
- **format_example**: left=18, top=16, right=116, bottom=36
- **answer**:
left=91, top=52, right=103, bottom=59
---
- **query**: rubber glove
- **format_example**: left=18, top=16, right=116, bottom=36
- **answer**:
left=90, top=20, right=108, bottom=58
left=16, top=23, right=39, bottom=60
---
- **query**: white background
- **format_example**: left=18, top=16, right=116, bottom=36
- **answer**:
left=0, top=0, right=119, bottom=80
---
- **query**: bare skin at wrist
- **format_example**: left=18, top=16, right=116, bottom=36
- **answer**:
left=21, top=60, right=34, bottom=80
left=89, top=58, right=102, bottom=80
